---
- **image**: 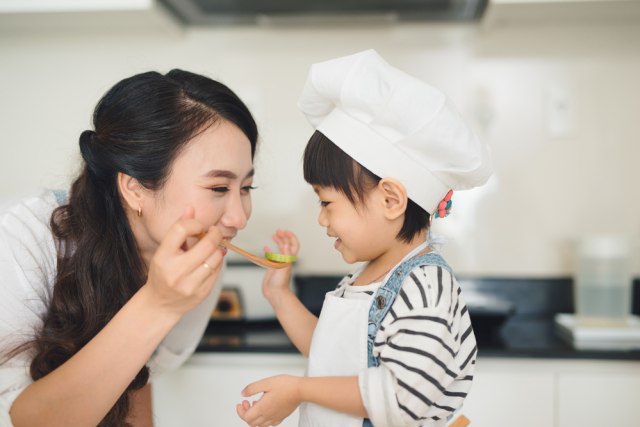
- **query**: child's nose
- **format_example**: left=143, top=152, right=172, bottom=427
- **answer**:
left=317, top=209, right=328, bottom=227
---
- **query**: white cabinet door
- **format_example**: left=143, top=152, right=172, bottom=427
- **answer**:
left=557, top=361, right=640, bottom=427
left=152, top=353, right=640, bottom=427
left=152, top=353, right=306, bottom=427
left=462, top=359, right=555, bottom=427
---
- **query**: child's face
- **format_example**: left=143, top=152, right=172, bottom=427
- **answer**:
left=313, top=185, right=396, bottom=264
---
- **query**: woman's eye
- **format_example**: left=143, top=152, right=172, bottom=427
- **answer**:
left=241, top=185, right=257, bottom=194
left=211, top=187, right=229, bottom=193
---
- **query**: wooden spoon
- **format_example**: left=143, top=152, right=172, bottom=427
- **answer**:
left=196, top=232, right=293, bottom=269
left=219, top=240, right=292, bottom=269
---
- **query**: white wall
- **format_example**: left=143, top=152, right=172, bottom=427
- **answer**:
left=1, top=9, right=639, bottom=276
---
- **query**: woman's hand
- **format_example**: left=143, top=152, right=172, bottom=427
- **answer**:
left=236, top=375, right=302, bottom=427
left=143, top=206, right=224, bottom=318
left=261, top=230, right=299, bottom=308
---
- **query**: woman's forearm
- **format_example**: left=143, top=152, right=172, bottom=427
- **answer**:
left=10, top=286, right=179, bottom=427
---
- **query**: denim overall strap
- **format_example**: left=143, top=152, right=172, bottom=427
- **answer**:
left=362, top=252, right=452, bottom=427
left=51, top=189, right=67, bottom=205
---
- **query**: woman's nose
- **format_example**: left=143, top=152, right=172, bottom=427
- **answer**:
left=221, top=193, right=249, bottom=230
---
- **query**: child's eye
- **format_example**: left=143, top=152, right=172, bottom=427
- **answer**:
left=319, top=200, right=330, bottom=207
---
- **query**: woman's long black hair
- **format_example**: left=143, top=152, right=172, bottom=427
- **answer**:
left=30, top=69, right=257, bottom=426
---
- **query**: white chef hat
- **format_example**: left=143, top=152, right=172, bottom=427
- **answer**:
left=297, top=49, right=492, bottom=214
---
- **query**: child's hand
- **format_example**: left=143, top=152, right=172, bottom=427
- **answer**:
left=236, top=375, right=302, bottom=427
left=262, top=230, right=299, bottom=305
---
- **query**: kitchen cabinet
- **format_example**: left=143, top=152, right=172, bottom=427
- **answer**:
left=463, top=358, right=640, bottom=427
left=152, top=353, right=306, bottom=427
left=152, top=354, right=640, bottom=427
left=462, top=359, right=555, bottom=427
left=556, top=363, right=640, bottom=427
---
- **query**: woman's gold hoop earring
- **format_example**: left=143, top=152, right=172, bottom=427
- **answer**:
left=137, top=207, right=142, bottom=217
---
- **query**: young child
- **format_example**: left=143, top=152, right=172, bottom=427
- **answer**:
left=237, top=49, right=492, bottom=427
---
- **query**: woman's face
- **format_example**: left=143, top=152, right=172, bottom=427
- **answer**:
left=137, top=120, right=254, bottom=261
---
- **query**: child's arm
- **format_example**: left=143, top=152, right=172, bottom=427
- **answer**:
left=264, top=284, right=317, bottom=356
left=262, top=230, right=317, bottom=356
left=236, top=375, right=367, bottom=426
left=359, top=265, right=476, bottom=426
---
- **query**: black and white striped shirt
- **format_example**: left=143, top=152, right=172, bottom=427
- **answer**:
left=333, top=263, right=476, bottom=427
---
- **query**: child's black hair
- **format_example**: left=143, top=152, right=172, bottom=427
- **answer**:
left=303, top=130, right=430, bottom=243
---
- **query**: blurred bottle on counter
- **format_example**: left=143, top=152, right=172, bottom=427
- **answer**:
left=574, top=235, right=633, bottom=327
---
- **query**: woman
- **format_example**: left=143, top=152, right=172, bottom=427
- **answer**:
left=0, top=69, right=258, bottom=426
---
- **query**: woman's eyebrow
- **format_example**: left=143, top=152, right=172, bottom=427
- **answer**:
left=202, top=168, right=255, bottom=180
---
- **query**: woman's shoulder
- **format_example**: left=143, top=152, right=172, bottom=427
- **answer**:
left=0, top=189, right=63, bottom=222
left=0, top=189, right=62, bottom=290
left=1, top=190, right=61, bottom=247
left=0, top=190, right=63, bottom=354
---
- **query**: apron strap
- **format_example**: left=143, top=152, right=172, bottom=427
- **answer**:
left=366, top=252, right=452, bottom=369
left=363, top=252, right=452, bottom=427
left=51, top=189, right=68, bottom=205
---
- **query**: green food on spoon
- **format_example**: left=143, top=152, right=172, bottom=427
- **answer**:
left=264, top=252, right=297, bottom=263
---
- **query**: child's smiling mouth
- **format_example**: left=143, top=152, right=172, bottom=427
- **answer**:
left=334, top=237, right=342, bottom=250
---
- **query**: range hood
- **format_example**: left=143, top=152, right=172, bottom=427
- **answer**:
left=158, top=0, right=489, bottom=25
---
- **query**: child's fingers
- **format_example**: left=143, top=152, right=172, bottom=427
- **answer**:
left=241, top=380, right=263, bottom=398
left=270, top=230, right=299, bottom=256
left=235, top=400, right=255, bottom=423
left=241, top=406, right=266, bottom=427
left=278, top=230, right=299, bottom=252
left=272, top=229, right=292, bottom=246
left=235, top=403, right=245, bottom=418
left=280, top=230, right=299, bottom=253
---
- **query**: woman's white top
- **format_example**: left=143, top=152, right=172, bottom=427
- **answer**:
left=0, top=190, right=221, bottom=426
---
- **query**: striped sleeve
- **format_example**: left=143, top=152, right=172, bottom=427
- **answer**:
left=358, top=265, right=477, bottom=427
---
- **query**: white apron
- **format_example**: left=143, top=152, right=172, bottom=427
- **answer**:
left=298, top=243, right=429, bottom=427
left=297, top=287, right=371, bottom=427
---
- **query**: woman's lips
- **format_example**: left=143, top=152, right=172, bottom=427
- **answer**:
left=220, top=236, right=235, bottom=256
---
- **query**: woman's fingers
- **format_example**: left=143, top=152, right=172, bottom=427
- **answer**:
left=146, top=210, right=226, bottom=313
left=156, top=218, right=206, bottom=259
left=178, top=226, right=223, bottom=273
left=187, top=249, right=224, bottom=290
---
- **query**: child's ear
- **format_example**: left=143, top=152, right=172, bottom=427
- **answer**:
left=118, top=172, right=145, bottom=216
left=378, top=178, right=407, bottom=221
